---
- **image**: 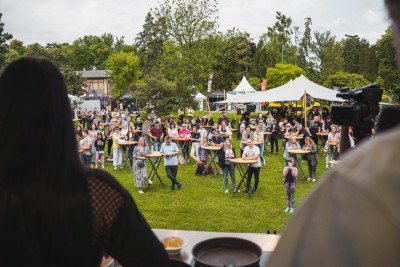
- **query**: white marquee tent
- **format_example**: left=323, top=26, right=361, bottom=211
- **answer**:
left=194, top=92, right=207, bottom=110
left=219, top=75, right=344, bottom=103
left=232, top=76, right=256, bottom=93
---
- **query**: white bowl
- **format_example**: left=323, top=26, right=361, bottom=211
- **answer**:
left=160, top=235, right=188, bottom=256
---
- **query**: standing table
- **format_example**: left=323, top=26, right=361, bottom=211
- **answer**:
left=287, top=148, right=309, bottom=182
left=316, top=132, right=328, bottom=152
left=230, top=158, right=258, bottom=198
left=201, top=145, right=222, bottom=177
left=117, top=140, right=137, bottom=170
left=147, top=151, right=165, bottom=189
left=173, top=137, right=191, bottom=164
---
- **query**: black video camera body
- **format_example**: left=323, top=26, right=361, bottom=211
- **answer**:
left=331, top=83, right=382, bottom=142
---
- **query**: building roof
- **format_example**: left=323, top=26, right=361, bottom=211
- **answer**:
left=76, top=69, right=110, bottom=78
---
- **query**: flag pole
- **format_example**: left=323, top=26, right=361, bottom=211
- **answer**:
left=303, top=90, right=307, bottom=127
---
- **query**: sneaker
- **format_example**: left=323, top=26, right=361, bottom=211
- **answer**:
left=95, top=165, right=98, bottom=168
left=148, top=179, right=153, bottom=185
left=234, top=188, right=240, bottom=193
left=263, top=159, right=266, bottom=166
left=219, top=170, right=223, bottom=175
left=307, top=177, right=311, bottom=181
left=267, top=142, right=271, bottom=145
left=289, top=208, right=294, bottom=213
left=275, top=152, right=278, bottom=155
left=118, top=165, right=123, bottom=169
left=102, top=164, right=104, bottom=168
left=312, top=178, right=316, bottom=182
left=284, top=207, right=290, bottom=212
left=225, top=189, right=229, bottom=193
left=138, top=189, right=144, bottom=194
left=114, top=167, right=118, bottom=170
left=177, top=183, right=183, bottom=190
left=252, top=188, right=257, bottom=194
left=186, top=160, right=190, bottom=163
left=243, top=190, right=249, bottom=195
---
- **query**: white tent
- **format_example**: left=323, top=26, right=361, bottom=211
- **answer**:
left=218, top=75, right=344, bottom=103
left=233, top=76, right=256, bottom=93
left=68, top=94, right=79, bottom=102
left=194, top=92, right=207, bottom=111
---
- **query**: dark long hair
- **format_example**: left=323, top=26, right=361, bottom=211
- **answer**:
left=0, top=57, right=94, bottom=266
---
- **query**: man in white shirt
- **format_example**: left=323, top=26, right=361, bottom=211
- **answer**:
left=242, top=138, right=261, bottom=194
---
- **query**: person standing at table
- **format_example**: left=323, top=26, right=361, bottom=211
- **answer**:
left=303, top=137, right=318, bottom=182
left=270, top=119, right=280, bottom=155
left=133, top=137, right=151, bottom=194
left=240, top=126, right=253, bottom=156
left=148, top=120, right=164, bottom=164
left=325, top=125, right=340, bottom=168
left=284, top=136, right=301, bottom=166
left=160, top=136, right=183, bottom=191
left=219, top=139, right=238, bottom=193
left=242, top=138, right=261, bottom=194
left=190, top=126, right=201, bottom=165
left=254, top=126, right=265, bottom=166
left=112, top=127, right=122, bottom=169
left=282, top=157, right=298, bottom=213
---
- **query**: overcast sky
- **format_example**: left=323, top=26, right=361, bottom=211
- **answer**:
left=1, top=0, right=391, bottom=46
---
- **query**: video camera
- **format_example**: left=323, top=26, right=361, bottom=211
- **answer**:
left=331, top=83, right=382, bottom=142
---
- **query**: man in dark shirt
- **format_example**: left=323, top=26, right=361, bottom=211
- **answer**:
left=218, top=112, right=229, bottom=126
left=149, top=120, right=164, bottom=164
left=210, top=130, right=224, bottom=147
left=307, top=116, right=321, bottom=145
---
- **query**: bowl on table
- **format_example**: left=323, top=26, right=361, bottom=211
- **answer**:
left=160, top=235, right=188, bottom=256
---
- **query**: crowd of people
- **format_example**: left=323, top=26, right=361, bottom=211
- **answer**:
left=72, top=101, right=368, bottom=213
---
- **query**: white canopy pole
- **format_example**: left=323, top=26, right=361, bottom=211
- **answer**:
left=304, top=90, right=307, bottom=127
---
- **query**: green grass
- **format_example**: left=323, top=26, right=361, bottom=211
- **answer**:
left=101, top=111, right=328, bottom=234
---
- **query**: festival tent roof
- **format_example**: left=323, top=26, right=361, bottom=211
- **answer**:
left=233, top=76, right=256, bottom=93
left=218, top=75, right=344, bottom=103
left=195, top=92, right=207, bottom=101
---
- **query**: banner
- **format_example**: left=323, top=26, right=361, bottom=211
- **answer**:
left=261, top=79, right=267, bottom=107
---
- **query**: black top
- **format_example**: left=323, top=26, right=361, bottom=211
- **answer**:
left=191, top=132, right=201, bottom=142
left=285, top=169, right=295, bottom=183
left=94, top=138, right=106, bottom=151
left=211, top=135, right=224, bottom=145
left=85, top=169, right=170, bottom=267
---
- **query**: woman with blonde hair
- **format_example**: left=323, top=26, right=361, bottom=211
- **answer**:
left=132, top=137, right=152, bottom=194
left=304, top=136, right=318, bottom=182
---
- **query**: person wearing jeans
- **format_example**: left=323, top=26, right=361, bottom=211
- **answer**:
left=219, top=139, right=238, bottom=193
left=149, top=120, right=164, bottom=164
left=242, top=138, right=261, bottom=194
left=160, top=136, right=182, bottom=191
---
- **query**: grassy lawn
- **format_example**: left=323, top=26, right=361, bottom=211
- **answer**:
left=101, top=111, right=329, bottom=234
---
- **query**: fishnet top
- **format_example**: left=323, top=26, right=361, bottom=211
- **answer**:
left=83, top=169, right=169, bottom=267
left=87, top=174, right=125, bottom=242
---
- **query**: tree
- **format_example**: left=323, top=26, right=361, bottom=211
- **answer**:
left=266, top=63, right=304, bottom=89
left=297, top=18, right=312, bottom=70
left=266, top=11, right=295, bottom=64
left=135, top=12, right=166, bottom=74
left=322, top=71, right=369, bottom=89
left=341, top=37, right=377, bottom=81
left=214, top=28, right=255, bottom=90
left=104, top=51, right=142, bottom=98
left=375, top=26, right=400, bottom=101
left=318, top=40, right=344, bottom=84
left=248, top=77, right=260, bottom=90
left=134, top=71, right=196, bottom=116
left=0, top=13, right=13, bottom=71
left=152, top=0, right=219, bottom=92
left=60, top=65, right=86, bottom=95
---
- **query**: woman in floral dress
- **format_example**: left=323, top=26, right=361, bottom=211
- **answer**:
left=132, top=137, right=151, bottom=193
